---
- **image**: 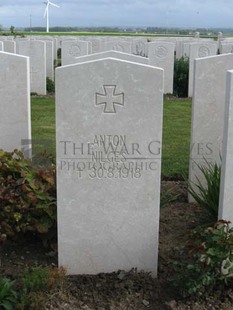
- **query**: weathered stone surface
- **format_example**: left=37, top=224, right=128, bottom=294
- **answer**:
left=56, top=58, right=163, bottom=276
left=189, top=54, right=233, bottom=199
left=102, top=41, right=132, bottom=53
left=74, top=50, right=149, bottom=64
left=188, top=42, right=218, bottom=97
left=0, top=52, right=31, bottom=153
left=3, top=41, right=16, bottom=53
left=219, top=70, right=233, bottom=223
left=44, top=40, right=54, bottom=81
left=148, top=41, right=175, bottom=94
left=131, top=39, right=148, bottom=57
left=61, top=40, right=89, bottom=65
left=16, top=40, right=46, bottom=95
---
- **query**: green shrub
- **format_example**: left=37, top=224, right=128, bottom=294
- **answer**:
left=55, top=59, right=61, bottom=67
left=173, top=56, right=189, bottom=98
left=22, top=266, right=51, bottom=293
left=46, top=77, right=55, bottom=93
left=0, top=278, right=17, bottom=310
left=21, top=266, right=66, bottom=292
left=0, top=150, right=57, bottom=246
left=19, top=266, right=66, bottom=310
left=55, top=48, right=62, bottom=67
left=171, top=221, right=233, bottom=297
left=57, top=47, right=61, bottom=59
left=30, top=92, right=38, bottom=96
left=188, top=161, right=221, bottom=224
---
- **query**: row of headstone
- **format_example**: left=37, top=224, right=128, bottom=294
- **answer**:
left=57, top=39, right=233, bottom=273
left=0, top=38, right=56, bottom=94
left=11, top=37, right=176, bottom=95
left=189, top=53, right=233, bottom=196
left=2, top=40, right=233, bottom=277
left=1, top=35, right=176, bottom=96
left=0, top=49, right=164, bottom=277
left=188, top=51, right=233, bottom=224
left=1, top=35, right=224, bottom=97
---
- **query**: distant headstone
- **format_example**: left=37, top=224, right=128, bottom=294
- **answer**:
left=3, top=41, right=16, bottom=53
left=103, top=41, right=131, bottom=53
left=17, top=40, right=46, bottom=95
left=148, top=41, right=175, bottom=94
left=74, top=50, right=149, bottom=64
left=0, top=52, right=31, bottom=152
left=40, top=37, right=58, bottom=60
left=44, top=40, right=54, bottom=81
left=218, top=32, right=224, bottom=48
left=176, top=38, right=215, bottom=59
left=0, top=41, right=3, bottom=51
left=90, top=38, right=102, bottom=54
left=219, top=69, right=233, bottom=223
left=188, top=42, right=218, bottom=97
left=61, top=40, right=89, bottom=66
left=218, top=32, right=223, bottom=39
left=182, top=42, right=191, bottom=58
left=219, top=43, right=233, bottom=54
left=56, top=58, right=164, bottom=276
left=189, top=53, right=233, bottom=199
left=175, top=38, right=195, bottom=59
left=131, top=39, right=148, bottom=57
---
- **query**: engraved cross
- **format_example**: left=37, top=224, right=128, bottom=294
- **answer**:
left=96, top=85, right=124, bottom=113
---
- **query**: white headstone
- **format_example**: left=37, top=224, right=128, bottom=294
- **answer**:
left=148, top=41, right=175, bottom=94
left=61, top=40, right=89, bottom=66
left=0, top=52, right=31, bottom=153
left=90, top=38, right=102, bottom=54
left=3, top=41, right=16, bottom=53
left=188, top=42, right=218, bottom=97
left=45, top=40, right=54, bottom=81
left=103, top=41, right=131, bottom=53
left=176, top=38, right=215, bottom=59
left=17, top=40, right=46, bottom=95
left=74, top=50, right=149, bottom=65
left=218, top=32, right=224, bottom=49
left=220, top=43, right=233, bottom=54
left=131, top=39, right=148, bottom=57
left=219, top=70, right=233, bottom=223
left=182, top=42, right=191, bottom=58
left=176, top=38, right=195, bottom=59
left=0, top=41, right=3, bottom=51
left=189, top=54, right=233, bottom=197
left=56, top=58, right=164, bottom=276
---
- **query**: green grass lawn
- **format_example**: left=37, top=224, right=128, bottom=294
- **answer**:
left=31, top=96, right=56, bottom=156
left=31, top=96, right=192, bottom=178
left=162, top=98, right=192, bottom=178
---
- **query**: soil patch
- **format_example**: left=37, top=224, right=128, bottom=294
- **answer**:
left=1, top=181, right=233, bottom=309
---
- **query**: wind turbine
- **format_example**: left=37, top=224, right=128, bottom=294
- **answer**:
left=44, top=0, right=59, bottom=33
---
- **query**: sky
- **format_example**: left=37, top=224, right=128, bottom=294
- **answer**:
left=0, top=0, right=233, bottom=29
